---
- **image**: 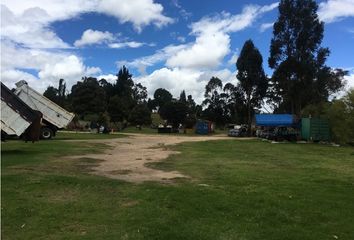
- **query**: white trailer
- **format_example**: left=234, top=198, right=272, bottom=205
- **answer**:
left=14, top=80, right=75, bottom=139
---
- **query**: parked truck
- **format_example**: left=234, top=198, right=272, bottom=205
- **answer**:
left=14, top=80, right=75, bottom=139
left=1, top=82, right=42, bottom=142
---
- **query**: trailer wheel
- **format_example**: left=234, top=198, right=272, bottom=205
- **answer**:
left=41, top=127, right=53, bottom=140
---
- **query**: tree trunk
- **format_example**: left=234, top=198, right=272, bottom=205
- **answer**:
left=247, top=99, right=252, bottom=137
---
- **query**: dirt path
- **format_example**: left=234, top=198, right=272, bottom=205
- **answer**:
left=68, top=134, right=234, bottom=183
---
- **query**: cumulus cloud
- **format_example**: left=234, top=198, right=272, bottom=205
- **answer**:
left=259, top=22, right=274, bottom=32
left=74, top=29, right=115, bottom=47
left=1, top=0, right=171, bottom=92
left=166, top=3, right=278, bottom=70
left=123, top=2, right=278, bottom=75
left=97, top=0, right=174, bottom=32
left=1, top=41, right=101, bottom=92
left=345, top=71, right=354, bottom=90
left=122, top=2, right=277, bottom=102
left=97, top=74, right=117, bottom=84
left=136, top=67, right=237, bottom=103
left=109, top=42, right=145, bottom=49
left=318, top=0, right=354, bottom=23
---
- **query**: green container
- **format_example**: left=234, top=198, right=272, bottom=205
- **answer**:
left=301, top=118, right=330, bottom=141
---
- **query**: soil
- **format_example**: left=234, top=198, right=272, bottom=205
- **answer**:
left=67, top=133, right=235, bottom=183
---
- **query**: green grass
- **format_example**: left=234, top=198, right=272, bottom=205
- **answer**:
left=2, top=139, right=354, bottom=239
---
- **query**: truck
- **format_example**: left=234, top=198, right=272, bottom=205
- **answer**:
left=1, top=82, right=42, bottom=142
left=14, top=80, right=75, bottom=139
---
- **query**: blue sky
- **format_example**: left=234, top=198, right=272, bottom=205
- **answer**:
left=1, top=0, right=354, bottom=103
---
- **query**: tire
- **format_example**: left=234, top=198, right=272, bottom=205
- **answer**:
left=41, top=127, right=53, bottom=140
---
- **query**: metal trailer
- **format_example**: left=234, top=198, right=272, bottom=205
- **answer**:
left=255, top=114, right=299, bottom=141
left=1, top=82, right=42, bottom=142
left=14, top=80, right=75, bottom=139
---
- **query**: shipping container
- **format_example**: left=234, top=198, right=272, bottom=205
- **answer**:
left=195, top=120, right=213, bottom=135
left=301, top=118, right=330, bottom=142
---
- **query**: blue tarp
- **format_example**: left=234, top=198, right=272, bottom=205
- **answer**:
left=255, top=114, right=294, bottom=127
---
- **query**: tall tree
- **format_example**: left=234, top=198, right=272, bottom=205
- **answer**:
left=153, top=88, right=173, bottom=111
left=132, top=83, right=148, bottom=104
left=128, top=104, right=152, bottom=126
left=43, top=86, right=58, bottom=103
left=43, top=79, right=68, bottom=108
left=159, top=100, right=188, bottom=128
left=179, top=90, right=187, bottom=103
left=115, top=65, right=134, bottom=98
left=237, top=40, right=268, bottom=134
left=223, top=83, right=247, bottom=124
left=71, top=77, right=106, bottom=117
left=269, top=0, right=345, bottom=114
left=108, top=66, right=136, bottom=122
left=202, top=77, right=228, bottom=126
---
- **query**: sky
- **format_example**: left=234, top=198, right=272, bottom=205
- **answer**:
left=1, top=0, right=354, bottom=103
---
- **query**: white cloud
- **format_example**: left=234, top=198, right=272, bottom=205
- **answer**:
left=227, top=53, right=239, bottom=65
left=123, top=2, right=277, bottom=102
left=136, top=67, right=237, bottom=103
left=1, top=0, right=171, bottom=93
left=74, top=29, right=115, bottom=47
left=97, top=0, right=174, bottom=32
left=319, top=0, right=354, bottom=23
left=166, top=3, right=278, bottom=70
left=1, top=41, right=101, bottom=93
left=109, top=41, right=145, bottom=49
left=345, top=71, right=354, bottom=90
left=259, top=22, right=274, bottom=32
left=97, top=74, right=117, bottom=84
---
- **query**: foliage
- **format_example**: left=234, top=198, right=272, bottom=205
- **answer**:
left=301, top=89, right=354, bottom=144
left=128, top=104, right=152, bottom=126
left=153, top=88, right=173, bottom=111
left=70, top=77, right=106, bottom=117
left=223, top=83, right=247, bottom=124
left=325, top=89, right=354, bottom=144
left=43, top=78, right=68, bottom=108
left=237, top=40, right=267, bottom=133
left=159, top=100, right=188, bottom=128
left=133, top=83, right=148, bottom=104
left=202, top=77, right=228, bottom=126
left=269, top=0, right=346, bottom=114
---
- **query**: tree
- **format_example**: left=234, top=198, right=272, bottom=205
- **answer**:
left=159, top=100, right=188, bottom=128
left=202, top=77, right=228, bottom=126
left=71, top=77, right=106, bottom=117
left=324, top=89, right=354, bottom=144
left=43, top=86, right=58, bottom=103
left=237, top=40, right=268, bottom=134
left=43, top=79, right=67, bottom=108
left=115, top=65, right=134, bottom=98
left=108, top=66, right=138, bottom=123
left=153, top=88, right=173, bottom=111
left=269, top=0, right=346, bottom=114
left=133, top=83, right=148, bottom=104
left=223, top=83, right=247, bottom=124
left=128, top=104, right=152, bottom=126
left=179, top=90, right=187, bottom=103
left=57, top=78, right=66, bottom=107
left=108, top=95, right=130, bottom=123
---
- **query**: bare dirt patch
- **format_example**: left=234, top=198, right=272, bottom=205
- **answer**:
left=67, top=134, right=235, bottom=183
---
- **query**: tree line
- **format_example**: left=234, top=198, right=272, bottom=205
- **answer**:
left=42, top=0, right=352, bottom=142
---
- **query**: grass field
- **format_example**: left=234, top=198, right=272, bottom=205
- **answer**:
left=1, top=137, right=354, bottom=239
